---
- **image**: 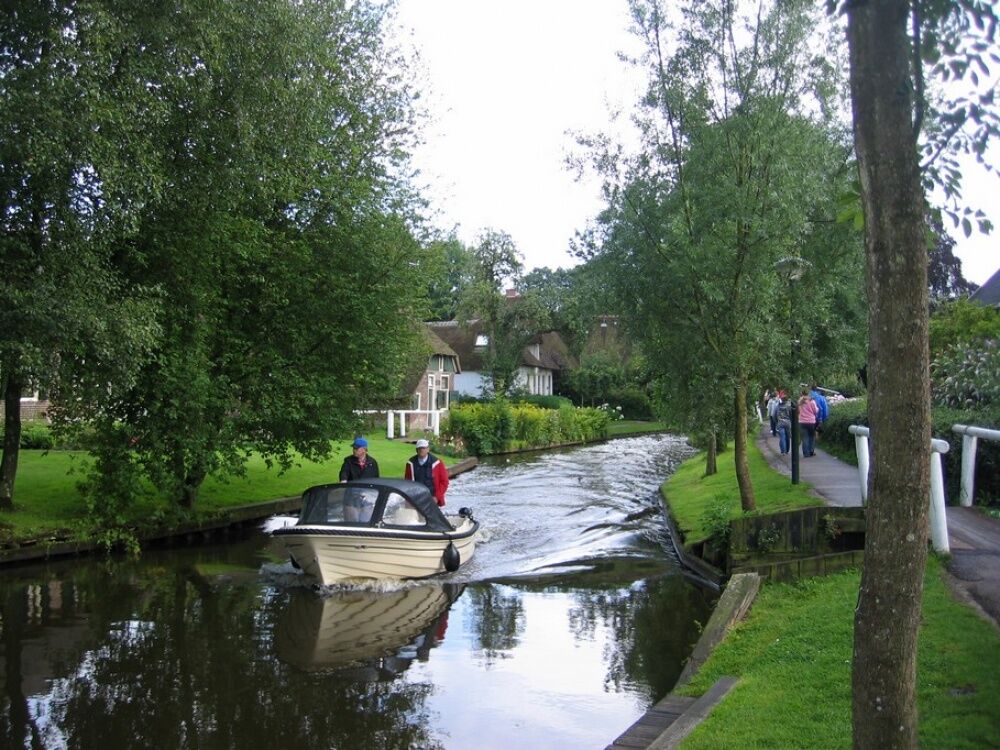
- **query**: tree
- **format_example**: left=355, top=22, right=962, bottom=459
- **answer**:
left=582, top=0, right=865, bottom=505
left=0, top=1, right=161, bottom=510
left=34, top=0, right=428, bottom=519
left=458, top=230, right=549, bottom=396
left=926, top=215, right=977, bottom=303
left=423, top=236, right=474, bottom=321
left=843, top=0, right=999, bottom=745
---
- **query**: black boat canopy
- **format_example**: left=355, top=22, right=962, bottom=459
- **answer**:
left=296, top=479, right=454, bottom=532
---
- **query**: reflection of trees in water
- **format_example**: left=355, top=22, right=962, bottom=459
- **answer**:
left=463, top=585, right=526, bottom=666
left=0, top=565, right=444, bottom=750
left=566, top=574, right=715, bottom=702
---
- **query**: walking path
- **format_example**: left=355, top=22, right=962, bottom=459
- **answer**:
left=756, top=424, right=1000, bottom=629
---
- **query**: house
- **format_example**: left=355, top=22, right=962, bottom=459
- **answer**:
left=426, top=321, right=576, bottom=398
left=969, top=266, right=1000, bottom=307
left=391, top=326, right=462, bottom=433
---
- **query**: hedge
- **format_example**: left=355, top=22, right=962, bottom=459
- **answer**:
left=441, top=401, right=609, bottom=456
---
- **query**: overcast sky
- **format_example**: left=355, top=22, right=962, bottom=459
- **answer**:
left=393, top=0, right=998, bottom=285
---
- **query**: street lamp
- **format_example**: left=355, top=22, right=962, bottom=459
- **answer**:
left=774, top=256, right=811, bottom=485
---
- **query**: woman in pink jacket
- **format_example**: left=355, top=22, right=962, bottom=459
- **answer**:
left=798, top=390, right=819, bottom=457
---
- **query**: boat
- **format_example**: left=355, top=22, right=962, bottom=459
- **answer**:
left=271, top=478, right=480, bottom=584
left=275, top=583, right=463, bottom=674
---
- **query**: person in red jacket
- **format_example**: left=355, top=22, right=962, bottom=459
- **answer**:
left=404, top=439, right=449, bottom=506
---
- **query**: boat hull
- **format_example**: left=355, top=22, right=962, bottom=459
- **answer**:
left=278, top=517, right=478, bottom=584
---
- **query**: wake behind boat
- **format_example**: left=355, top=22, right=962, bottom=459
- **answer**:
left=271, top=479, right=480, bottom=584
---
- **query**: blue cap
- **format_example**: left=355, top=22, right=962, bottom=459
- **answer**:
left=352, top=437, right=368, bottom=448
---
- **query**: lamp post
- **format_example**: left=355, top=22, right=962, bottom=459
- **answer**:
left=774, top=256, right=811, bottom=486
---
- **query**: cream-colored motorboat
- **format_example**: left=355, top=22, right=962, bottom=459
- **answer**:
left=272, top=479, right=479, bottom=585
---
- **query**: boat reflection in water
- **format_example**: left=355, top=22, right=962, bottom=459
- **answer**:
left=276, top=582, right=463, bottom=679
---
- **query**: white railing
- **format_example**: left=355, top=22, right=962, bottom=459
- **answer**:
left=386, top=409, right=446, bottom=438
left=848, top=425, right=951, bottom=554
left=952, top=424, right=1000, bottom=507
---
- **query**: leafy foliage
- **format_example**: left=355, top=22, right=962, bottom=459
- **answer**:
left=580, top=0, right=867, bottom=509
left=458, top=230, right=550, bottom=396
left=931, top=339, right=1000, bottom=407
left=442, top=402, right=608, bottom=456
left=4, top=0, right=429, bottom=524
left=929, top=298, right=1000, bottom=357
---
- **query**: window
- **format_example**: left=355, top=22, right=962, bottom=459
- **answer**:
left=436, top=375, right=450, bottom=409
left=384, top=492, right=426, bottom=526
left=299, top=485, right=378, bottom=525
left=474, top=334, right=489, bottom=348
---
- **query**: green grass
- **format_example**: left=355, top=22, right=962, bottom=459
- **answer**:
left=0, top=435, right=443, bottom=543
left=676, top=558, right=1000, bottom=749
left=662, top=441, right=822, bottom=545
left=607, top=420, right=669, bottom=436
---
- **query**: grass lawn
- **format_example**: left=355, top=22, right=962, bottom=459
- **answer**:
left=662, top=441, right=822, bottom=545
left=676, top=557, right=1000, bottom=749
left=0, top=434, right=444, bottom=544
left=607, top=420, right=669, bottom=436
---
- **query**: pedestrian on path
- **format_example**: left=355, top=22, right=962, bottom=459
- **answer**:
left=767, top=390, right=781, bottom=437
left=776, top=393, right=793, bottom=454
left=798, top=390, right=818, bottom=457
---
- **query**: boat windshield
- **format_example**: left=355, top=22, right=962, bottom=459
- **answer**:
left=382, top=491, right=428, bottom=527
left=299, top=485, right=380, bottom=525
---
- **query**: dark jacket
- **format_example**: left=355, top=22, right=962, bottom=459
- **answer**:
left=404, top=453, right=449, bottom=506
left=339, top=454, right=380, bottom=482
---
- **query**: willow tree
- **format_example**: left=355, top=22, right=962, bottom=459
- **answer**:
left=582, top=0, right=864, bottom=506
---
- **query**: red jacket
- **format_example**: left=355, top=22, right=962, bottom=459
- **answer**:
left=404, top=454, right=450, bottom=506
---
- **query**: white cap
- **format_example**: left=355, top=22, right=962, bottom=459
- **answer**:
left=415, top=439, right=429, bottom=449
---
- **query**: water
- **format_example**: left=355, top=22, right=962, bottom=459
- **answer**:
left=0, top=434, right=714, bottom=749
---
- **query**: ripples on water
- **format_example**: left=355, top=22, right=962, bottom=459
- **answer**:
left=0, top=434, right=714, bottom=750
left=447, top=433, right=698, bottom=581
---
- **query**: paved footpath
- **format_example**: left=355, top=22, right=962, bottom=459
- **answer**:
left=756, top=425, right=1000, bottom=629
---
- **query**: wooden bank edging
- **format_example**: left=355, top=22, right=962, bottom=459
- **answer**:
left=0, top=457, right=480, bottom=567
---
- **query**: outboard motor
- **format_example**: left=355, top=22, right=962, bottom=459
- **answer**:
left=443, top=542, right=461, bottom=572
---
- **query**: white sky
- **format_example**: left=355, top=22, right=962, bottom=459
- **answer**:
left=393, top=0, right=999, bottom=286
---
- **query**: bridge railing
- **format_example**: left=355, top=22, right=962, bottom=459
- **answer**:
left=848, top=424, right=951, bottom=554
left=952, top=424, right=1000, bottom=507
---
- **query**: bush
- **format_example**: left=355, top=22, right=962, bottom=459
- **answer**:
left=516, top=394, right=573, bottom=410
left=932, top=339, right=1000, bottom=408
left=608, top=386, right=653, bottom=420
left=19, top=422, right=55, bottom=449
left=821, top=374, right=867, bottom=399
left=442, top=401, right=609, bottom=455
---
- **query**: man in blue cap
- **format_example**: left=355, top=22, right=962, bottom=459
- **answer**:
left=339, top=436, right=380, bottom=482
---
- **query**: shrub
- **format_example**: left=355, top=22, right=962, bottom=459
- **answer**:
left=516, top=394, right=573, bottom=410
left=608, top=386, right=653, bottom=420
left=821, top=373, right=867, bottom=399
left=19, top=422, right=55, bottom=449
left=443, top=401, right=609, bottom=455
left=931, top=339, right=1000, bottom=408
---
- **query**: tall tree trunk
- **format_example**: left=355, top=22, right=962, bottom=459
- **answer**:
left=847, top=2, right=931, bottom=748
left=733, top=382, right=756, bottom=512
left=705, top=430, right=718, bottom=476
left=1, top=365, right=23, bottom=511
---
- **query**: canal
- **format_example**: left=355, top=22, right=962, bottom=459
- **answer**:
left=0, top=434, right=715, bottom=749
